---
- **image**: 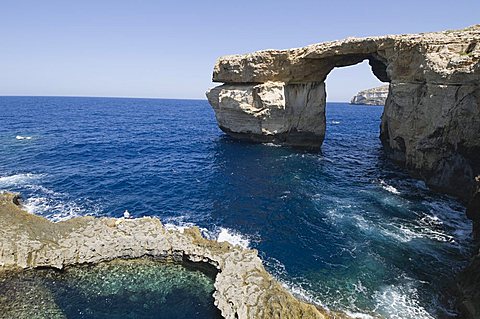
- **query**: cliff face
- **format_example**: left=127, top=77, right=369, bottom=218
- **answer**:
left=350, top=85, right=389, bottom=105
left=207, top=28, right=480, bottom=317
left=206, top=25, right=480, bottom=235
left=207, top=81, right=326, bottom=147
left=458, top=249, right=480, bottom=319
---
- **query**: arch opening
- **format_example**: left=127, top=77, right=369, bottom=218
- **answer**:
left=325, top=59, right=388, bottom=104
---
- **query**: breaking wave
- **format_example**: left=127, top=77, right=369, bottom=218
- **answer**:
left=379, top=179, right=400, bottom=194
left=262, top=142, right=282, bottom=148
left=0, top=172, right=101, bottom=221
left=0, top=173, right=44, bottom=188
left=216, top=227, right=250, bottom=248
left=163, top=218, right=251, bottom=249
left=373, top=283, right=436, bottom=319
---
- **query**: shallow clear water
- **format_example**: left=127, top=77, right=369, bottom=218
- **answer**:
left=0, top=96, right=473, bottom=318
left=0, top=259, right=221, bottom=319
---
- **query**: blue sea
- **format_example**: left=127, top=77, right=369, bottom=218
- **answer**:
left=0, top=96, right=473, bottom=319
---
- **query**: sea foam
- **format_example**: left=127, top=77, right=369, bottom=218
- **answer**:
left=0, top=173, right=44, bottom=188
left=216, top=227, right=250, bottom=248
left=373, top=283, right=436, bottom=319
left=379, top=180, right=400, bottom=194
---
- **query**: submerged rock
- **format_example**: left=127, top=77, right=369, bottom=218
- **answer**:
left=350, top=85, right=389, bottom=105
left=0, top=193, right=343, bottom=319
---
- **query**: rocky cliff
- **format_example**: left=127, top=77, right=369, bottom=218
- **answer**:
left=350, top=85, right=389, bottom=105
left=0, top=192, right=349, bottom=319
left=206, top=26, right=480, bottom=318
left=206, top=25, right=480, bottom=233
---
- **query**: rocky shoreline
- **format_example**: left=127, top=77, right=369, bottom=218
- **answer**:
left=0, top=192, right=349, bottom=319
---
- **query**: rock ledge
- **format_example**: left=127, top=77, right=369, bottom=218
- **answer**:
left=0, top=193, right=343, bottom=319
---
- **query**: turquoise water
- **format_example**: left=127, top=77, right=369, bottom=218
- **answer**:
left=0, top=96, right=473, bottom=318
left=0, top=259, right=221, bottom=319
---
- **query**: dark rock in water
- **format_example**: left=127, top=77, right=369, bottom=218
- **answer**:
left=467, top=177, right=480, bottom=240
left=350, top=85, right=389, bottom=106
left=457, top=250, right=480, bottom=319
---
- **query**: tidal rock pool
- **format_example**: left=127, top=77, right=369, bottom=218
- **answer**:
left=0, top=259, right=222, bottom=319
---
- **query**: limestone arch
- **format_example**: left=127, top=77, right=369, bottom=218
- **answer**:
left=207, top=52, right=391, bottom=149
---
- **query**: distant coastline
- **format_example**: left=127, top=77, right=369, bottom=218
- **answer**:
left=350, top=85, right=389, bottom=106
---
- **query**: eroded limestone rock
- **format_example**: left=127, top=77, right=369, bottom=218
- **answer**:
left=206, top=24, right=480, bottom=235
left=207, top=29, right=480, bottom=317
left=207, top=81, right=326, bottom=148
left=0, top=193, right=338, bottom=319
left=380, top=82, right=480, bottom=202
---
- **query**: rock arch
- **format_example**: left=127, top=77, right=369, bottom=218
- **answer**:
left=206, top=25, right=480, bottom=233
left=206, top=54, right=388, bottom=149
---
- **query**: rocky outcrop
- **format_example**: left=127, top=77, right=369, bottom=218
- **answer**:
left=0, top=192, right=346, bottom=319
left=207, top=28, right=480, bottom=318
left=207, top=82, right=326, bottom=147
left=206, top=25, right=480, bottom=233
left=350, top=85, right=389, bottom=105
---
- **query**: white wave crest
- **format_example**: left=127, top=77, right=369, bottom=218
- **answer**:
left=23, top=196, right=87, bottom=222
left=15, top=135, right=32, bottom=140
left=0, top=173, right=44, bottom=188
left=280, top=281, right=325, bottom=307
left=262, top=142, right=282, bottom=147
left=373, top=284, right=435, bottom=319
left=217, top=227, right=250, bottom=248
left=344, top=311, right=374, bottom=319
left=164, top=223, right=250, bottom=248
left=379, top=180, right=400, bottom=194
left=331, top=120, right=341, bottom=125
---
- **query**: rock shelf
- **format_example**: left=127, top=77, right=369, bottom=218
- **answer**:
left=0, top=192, right=345, bottom=319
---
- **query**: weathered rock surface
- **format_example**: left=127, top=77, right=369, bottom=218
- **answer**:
left=457, top=247, right=480, bottom=319
left=350, top=85, right=389, bottom=105
left=207, top=81, right=326, bottom=147
left=206, top=24, right=480, bottom=232
left=0, top=192, right=343, bottom=319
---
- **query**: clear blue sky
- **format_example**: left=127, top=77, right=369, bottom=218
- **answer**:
left=0, top=0, right=478, bottom=101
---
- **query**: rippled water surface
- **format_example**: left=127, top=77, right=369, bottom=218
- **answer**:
left=0, top=96, right=473, bottom=318
left=0, top=259, right=221, bottom=319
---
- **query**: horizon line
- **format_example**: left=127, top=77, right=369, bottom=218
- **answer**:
left=0, top=94, right=355, bottom=104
